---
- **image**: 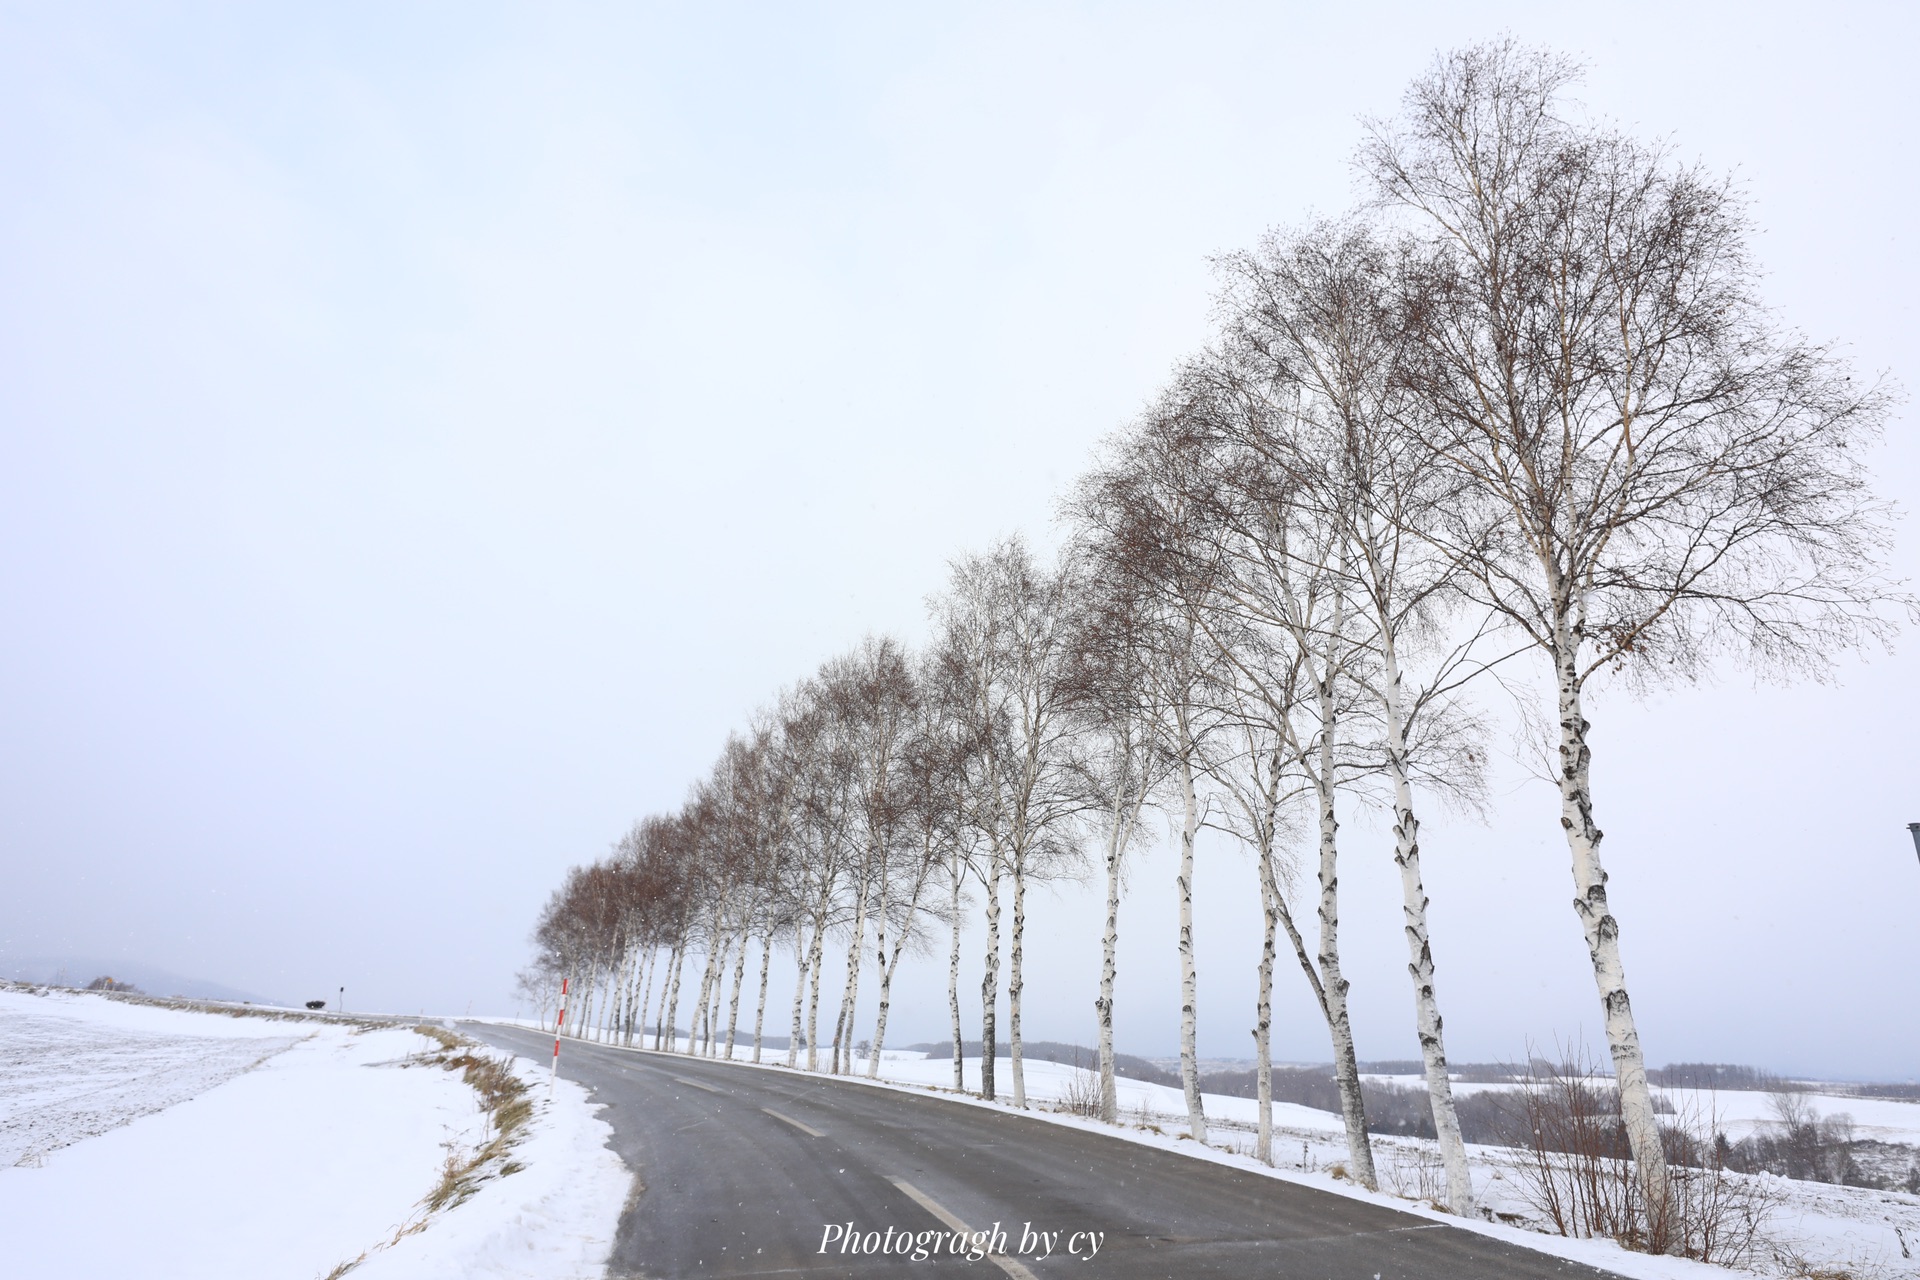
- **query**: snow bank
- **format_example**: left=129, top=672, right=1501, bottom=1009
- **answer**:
left=350, top=1059, right=631, bottom=1280
left=0, top=992, right=628, bottom=1280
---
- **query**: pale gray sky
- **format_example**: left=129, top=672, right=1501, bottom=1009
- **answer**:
left=0, top=3, right=1913, bottom=1077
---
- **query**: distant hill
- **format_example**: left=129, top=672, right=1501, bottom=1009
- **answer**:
left=906, top=1039, right=1181, bottom=1088
left=0, top=956, right=284, bottom=1006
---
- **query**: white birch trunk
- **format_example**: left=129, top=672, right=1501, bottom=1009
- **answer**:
left=576, top=964, right=594, bottom=1042
left=661, top=945, right=685, bottom=1054
left=787, top=938, right=809, bottom=1068
left=1255, top=842, right=1280, bottom=1165
left=868, top=849, right=930, bottom=1079
left=834, top=877, right=870, bottom=1076
left=867, top=956, right=894, bottom=1079
left=868, top=879, right=927, bottom=1076
left=630, top=948, right=646, bottom=1043
left=1096, top=812, right=1124, bottom=1125
left=617, top=946, right=637, bottom=1045
left=805, top=908, right=829, bottom=1073
left=724, top=929, right=749, bottom=1060
left=1313, top=680, right=1376, bottom=1189
left=947, top=854, right=965, bottom=1091
left=1175, top=739, right=1207, bottom=1144
left=1008, top=856, right=1027, bottom=1110
left=1379, top=635, right=1474, bottom=1214
left=705, top=933, right=731, bottom=1056
left=591, top=965, right=603, bottom=1041
left=637, top=946, right=657, bottom=1048
left=605, top=952, right=623, bottom=1044
left=650, top=954, right=667, bottom=1051
left=752, top=932, right=772, bottom=1064
left=634, top=946, right=651, bottom=1046
left=1553, top=628, right=1671, bottom=1223
left=979, top=862, right=1002, bottom=1101
left=628, top=951, right=645, bottom=1047
left=691, top=939, right=720, bottom=1056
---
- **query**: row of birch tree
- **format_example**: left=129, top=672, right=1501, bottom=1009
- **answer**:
left=523, top=42, right=1901, bottom=1230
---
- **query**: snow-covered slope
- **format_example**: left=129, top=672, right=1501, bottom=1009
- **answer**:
left=0, top=989, right=629, bottom=1280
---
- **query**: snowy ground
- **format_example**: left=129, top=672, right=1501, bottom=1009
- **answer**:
left=0, top=989, right=306, bottom=1167
left=556, top=1029, right=1920, bottom=1280
left=0, top=988, right=629, bottom=1280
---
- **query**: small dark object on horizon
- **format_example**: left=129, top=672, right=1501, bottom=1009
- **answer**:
left=84, top=976, right=139, bottom=993
left=305, top=1000, right=327, bottom=1010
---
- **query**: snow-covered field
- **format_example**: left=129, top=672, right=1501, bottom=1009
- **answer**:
left=588, top=1032, right=1920, bottom=1280
left=0, top=989, right=629, bottom=1280
left=1, top=990, right=305, bottom=1168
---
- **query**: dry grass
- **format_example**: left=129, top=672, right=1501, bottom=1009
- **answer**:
left=1382, top=1147, right=1448, bottom=1206
left=1496, top=1048, right=1783, bottom=1266
left=414, top=1024, right=462, bottom=1053
left=322, top=1026, right=538, bottom=1277
left=1767, top=1241, right=1876, bottom=1280
left=408, top=1028, right=536, bottom=1215
left=1054, top=1066, right=1103, bottom=1119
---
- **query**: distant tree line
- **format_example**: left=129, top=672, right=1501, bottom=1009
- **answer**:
left=522, top=40, right=1902, bottom=1231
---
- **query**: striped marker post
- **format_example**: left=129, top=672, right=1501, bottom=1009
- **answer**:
left=549, top=977, right=569, bottom=1098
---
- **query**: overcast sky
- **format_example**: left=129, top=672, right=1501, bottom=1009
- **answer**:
left=1, top=2, right=1914, bottom=1079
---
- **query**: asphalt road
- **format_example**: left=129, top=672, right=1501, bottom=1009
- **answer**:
left=465, top=1023, right=1624, bottom=1280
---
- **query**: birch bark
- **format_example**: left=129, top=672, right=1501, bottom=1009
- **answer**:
left=580, top=962, right=600, bottom=1042
left=1554, top=625, right=1670, bottom=1219
left=752, top=932, right=772, bottom=1063
left=637, top=946, right=657, bottom=1048
left=833, top=869, right=870, bottom=1075
left=1378, top=631, right=1474, bottom=1213
left=662, top=945, right=685, bottom=1054
left=787, top=937, right=808, bottom=1068
left=1312, top=665, right=1376, bottom=1189
left=1095, top=808, right=1126, bottom=1124
left=1252, top=805, right=1284, bottom=1164
left=867, top=834, right=934, bottom=1077
left=1174, top=732, right=1207, bottom=1143
left=691, top=935, right=720, bottom=1056
left=947, top=853, right=965, bottom=1091
left=866, top=927, right=911, bottom=1078
left=724, top=928, right=749, bottom=1060
left=804, top=905, right=829, bottom=1072
left=617, top=946, right=636, bottom=1045
left=693, top=894, right=730, bottom=1054
left=979, top=861, right=1002, bottom=1100
left=652, top=957, right=668, bottom=1051
left=1008, top=856, right=1027, bottom=1109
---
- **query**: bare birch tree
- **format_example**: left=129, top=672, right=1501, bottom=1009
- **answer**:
left=1057, top=546, right=1167, bottom=1125
left=1362, top=40, right=1903, bottom=1227
left=932, top=538, right=1086, bottom=1106
left=1216, top=220, right=1496, bottom=1212
left=1141, top=363, right=1381, bottom=1188
left=867, top=657, right=959, bottom=1076
left=1070, top=397, right=1238, bottom=1144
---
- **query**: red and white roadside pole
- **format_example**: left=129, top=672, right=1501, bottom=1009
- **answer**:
left=549, top=977, right=569, bottom=1099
